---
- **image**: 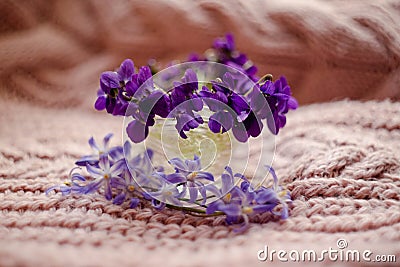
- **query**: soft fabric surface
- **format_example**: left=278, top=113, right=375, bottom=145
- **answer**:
left=1, top=0, right=400, bottom=107
left=1, top=0, right=400, bottom=266
left=0, top=99, right=399, bottom=266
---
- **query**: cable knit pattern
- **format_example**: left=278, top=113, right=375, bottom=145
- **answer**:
left=1, top=0, right=400, bottom=266
left=0, top=0, right=400, bottom=108
left=0, top=99, right=399, bottom=266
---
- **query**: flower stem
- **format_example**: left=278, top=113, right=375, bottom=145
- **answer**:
left=165, top=204, right=206, bottom=214
left=165, top=204, right=224, bottom=217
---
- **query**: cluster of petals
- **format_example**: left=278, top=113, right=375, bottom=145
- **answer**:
left=48, top=134, right=291, bottom=231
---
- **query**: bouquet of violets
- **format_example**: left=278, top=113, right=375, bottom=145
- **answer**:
left=48, top=34, right=298, bottom=232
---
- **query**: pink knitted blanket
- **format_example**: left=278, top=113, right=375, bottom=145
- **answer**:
left=0, top=99, right=399, bottom=266
left=1, top=0, right=400, bottom=266
left=0, top=0, right=399, bottom=107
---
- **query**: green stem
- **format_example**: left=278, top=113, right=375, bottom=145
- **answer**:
left=178, top=199, right=206, bottom=208
left=165, top=204, right=225, bottom=217
left=165, top=204, right=206, bottom=214
left=187, top=211, right=225, bottom=217
left=141, top=185, right=157, bottom=191
left=137, top=187, right=223, bottom=217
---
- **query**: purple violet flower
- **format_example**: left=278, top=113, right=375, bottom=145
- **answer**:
left=95, top=59, right=135, bottom=115
left=199, top=72, right=262, bottom=142
left=125, top=66, right=171, bottom=143
left=94, top=61, right=170, bottom=143
left=169, top=69, right=204, bottom=138
left=212, top=33, right=258, bottom=82
left=251, top=76, right=298, bottom=134
left=95, top=34, right=298, bottom=144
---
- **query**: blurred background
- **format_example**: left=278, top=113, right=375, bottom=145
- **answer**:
left=0, top=0, right=399, bottom=109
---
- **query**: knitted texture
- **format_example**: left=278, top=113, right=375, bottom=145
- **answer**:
left=1, top=0, right=400, bottom=266
left=0, top=0, right=400, bottom=107
left=0, top=99, right=399, bottom=266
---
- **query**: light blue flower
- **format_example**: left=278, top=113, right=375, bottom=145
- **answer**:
left=167, top=155, right=214, bottom=203
left=146, top=173, right=183, bottom=210
left=75, top=133, right=122, bottom=166
left=85, top=155, right=125, bottom=200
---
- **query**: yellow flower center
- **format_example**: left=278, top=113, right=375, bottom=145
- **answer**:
left=103, top=174, right=110, bottom=180
left=223, top=193, right=232, bottom=203
left=128, top=185, right=135, bottom=192
left=278, top=190, right=287, bottom=198
left=63, top=181, right=71, bottom=186
left=187, top=172, right=198, bottom=181
left=242, top=206, right=253, bottom=214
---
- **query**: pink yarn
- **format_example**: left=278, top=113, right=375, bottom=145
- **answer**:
left=0, top=99, right=399, bottom=266
left=1, top=0, right=400, bottom=265
left=0, top=0, right=400, bottom=107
